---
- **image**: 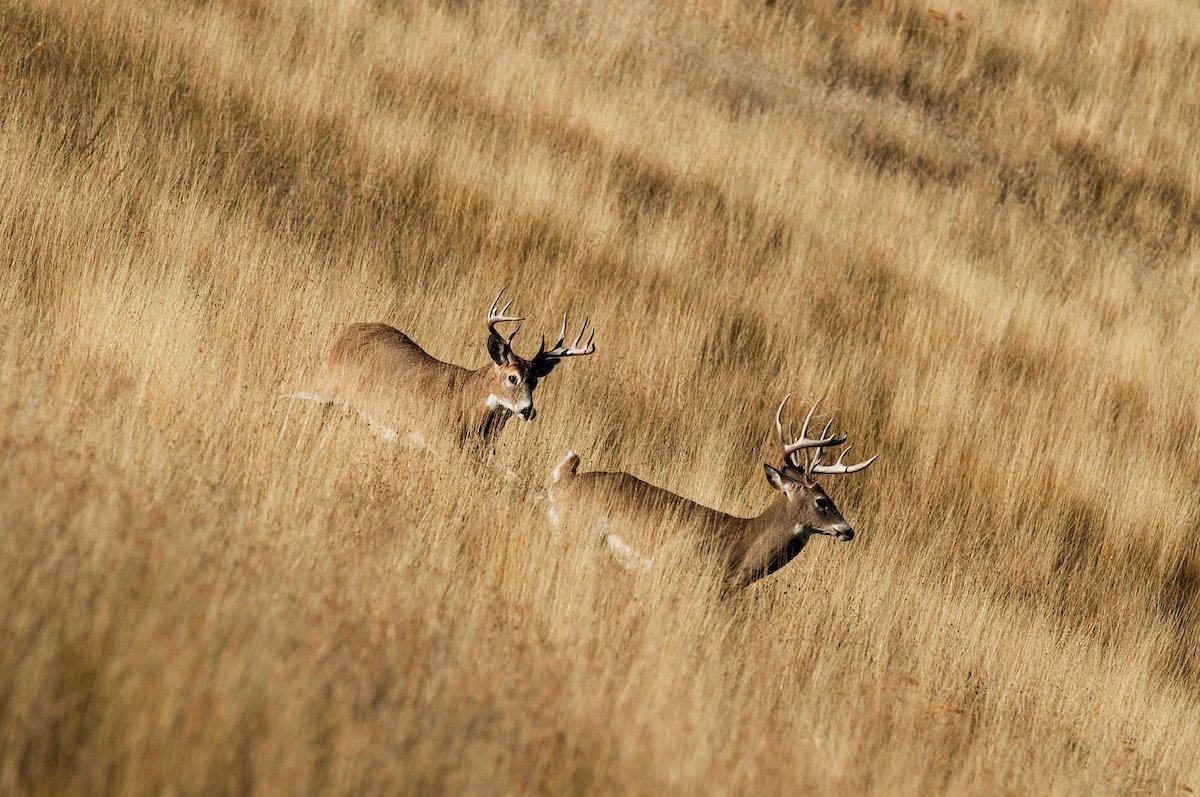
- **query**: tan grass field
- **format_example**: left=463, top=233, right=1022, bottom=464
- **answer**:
left=2, top=0, right=1200, bottom=792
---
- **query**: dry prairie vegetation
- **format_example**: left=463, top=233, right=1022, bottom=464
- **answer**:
left=2, top=0, right=1199, bottom=792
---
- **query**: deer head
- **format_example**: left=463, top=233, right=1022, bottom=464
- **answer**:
left=762, top=395, right=877, bottom=542
left=484, top=290, right=596, bottom=421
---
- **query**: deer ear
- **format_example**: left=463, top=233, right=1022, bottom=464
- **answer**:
left=487, top=333, right=511, bottom=365
left=527, top=356, right=558, bottom=379
left=763, top=464, right=787, bottom=491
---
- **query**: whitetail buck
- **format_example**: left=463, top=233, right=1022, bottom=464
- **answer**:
left=290, top=291, right=595, bottom=455
left=548, top=396, right=876, bottom=591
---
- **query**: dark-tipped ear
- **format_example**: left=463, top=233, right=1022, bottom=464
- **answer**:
left=487, top=333, right=511, bottom=365
left=764, top=463, right=787, bottom=491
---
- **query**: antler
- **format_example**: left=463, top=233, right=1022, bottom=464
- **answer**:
left=487, top=289, right=525, bottom=343
left=775, top=395, right=876, bottom=478
left=809, top=445, right=878, bottom=475
left=775, top=395, right=846, bottom=469
left=534, top=313, right=596, bottom=361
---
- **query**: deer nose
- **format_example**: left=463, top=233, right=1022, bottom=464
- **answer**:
left=837, top=527, right=854, bottom=542
left=519, top=405, right=536, bottom=421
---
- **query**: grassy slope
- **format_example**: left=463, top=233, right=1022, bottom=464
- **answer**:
left=2, top=0, right=1199, bottom=792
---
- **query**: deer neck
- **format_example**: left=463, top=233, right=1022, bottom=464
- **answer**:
left=458, top=366, right=512, bottom=446
left=736, top=497, right=814, bottom=555
left=720, top=496, right=814, bottom=585
left=744, top=497, right=802, bottom=538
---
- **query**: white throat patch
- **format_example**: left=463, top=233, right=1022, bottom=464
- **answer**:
left=487, top=394, right=531, bottom=418
left=487, top=394, right=517, bottom=413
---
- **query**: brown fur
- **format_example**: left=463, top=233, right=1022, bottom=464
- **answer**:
left=314, top=323, right=516, bottom=451
left=549, top=455, right=853, bottom=590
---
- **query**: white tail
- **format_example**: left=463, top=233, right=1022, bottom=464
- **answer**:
left=552, top=450, right=580, bottom=483
left=547, top=396, right=876, bottom=592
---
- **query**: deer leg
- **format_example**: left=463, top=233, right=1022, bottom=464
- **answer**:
left=351, top=406, right=402, bottom=443
left=599, top=520, right=652, bottom=574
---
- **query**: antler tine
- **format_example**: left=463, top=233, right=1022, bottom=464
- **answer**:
left=536, top=313, right=566, bottom=359
left=810, top=446, right=879, bottom=476
left=774, top=393, right=791, bottom=450
left=572, top=316, right=590, bottom=349
left=805, top=417, right=835, bottom=472
left=800, top=398, right=819, bottom=440
left=780, top=398, right=846, bottom=457
left=535, top=311, right=596, bottom=359
left=487, top=288, right=525, bottom=340
left=555, top=313, right=568, bottom=347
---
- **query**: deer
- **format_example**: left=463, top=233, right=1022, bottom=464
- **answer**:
left=288, top=291, right=596, bottom=458
left=547, top=396, right=876, bottom=592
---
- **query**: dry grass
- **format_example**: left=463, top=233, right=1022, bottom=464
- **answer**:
left=2, top=0, right=1199, bottom=792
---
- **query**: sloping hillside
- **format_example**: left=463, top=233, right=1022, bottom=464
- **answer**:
left=2, top=0, right=1198, bottom=792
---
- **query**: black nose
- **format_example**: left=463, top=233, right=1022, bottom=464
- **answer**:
left=840, top=529, right=854, bottom=542
left=520, top=406, right=536, bottom=420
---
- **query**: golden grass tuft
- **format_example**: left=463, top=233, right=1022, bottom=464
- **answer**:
left=2, top=0, right=1199, bottom=792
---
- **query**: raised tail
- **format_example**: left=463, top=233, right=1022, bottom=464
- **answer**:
left=551, top=450, right=580, bottom=483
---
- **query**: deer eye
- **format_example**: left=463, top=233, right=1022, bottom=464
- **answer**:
left=506, top=374, right=518, bottom=386
left=815, top=497, right=832, bottom=511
